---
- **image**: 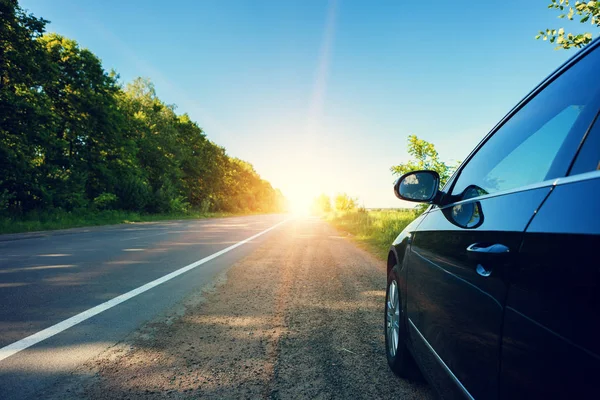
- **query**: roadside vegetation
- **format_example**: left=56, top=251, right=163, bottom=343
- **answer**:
left=326, top=209, right=416, bottom=259
left=1, top=1, right=286, bottom=234
left=311, top=191, right=416, bottom=260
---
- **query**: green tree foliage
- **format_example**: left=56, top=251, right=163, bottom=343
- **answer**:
left=0, top=0, right=51, bottom=212
left=334, top=193, right=357, bottom=212
left=536, top=0, right=600, bottom=49
left=215, top=158, right=285, bottom=213
left=390, top=135, right=457, bottom=188
left=0, top=1, right=284, bottom=216
left=310, top=193, right=332, bottom=214
left=39, top=33, right=128, bottom=210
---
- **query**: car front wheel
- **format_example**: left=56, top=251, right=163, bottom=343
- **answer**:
left=385, top=267, right=420, bottom=380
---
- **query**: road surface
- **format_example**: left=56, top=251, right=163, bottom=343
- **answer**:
left=0, top=215, right=432, bottom=399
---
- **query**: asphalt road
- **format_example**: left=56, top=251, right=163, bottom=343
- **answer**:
left=0, top=214, right=288, bottom=400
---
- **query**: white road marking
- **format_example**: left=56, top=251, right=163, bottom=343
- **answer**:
left=0, top=218, right=288, bottom=363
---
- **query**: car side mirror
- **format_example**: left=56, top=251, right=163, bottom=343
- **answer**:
left=394, top=170, right=440, bottom=203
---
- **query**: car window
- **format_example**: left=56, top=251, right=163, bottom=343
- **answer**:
left=450, top=46, right=600, bottom=199
left=570, top=116, right=600, bottom=175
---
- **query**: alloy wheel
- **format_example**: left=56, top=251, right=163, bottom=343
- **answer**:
left=386, top=280, right=400, bottom=357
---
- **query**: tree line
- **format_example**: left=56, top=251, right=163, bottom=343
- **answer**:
left=0, top=0, right=285, bottom=217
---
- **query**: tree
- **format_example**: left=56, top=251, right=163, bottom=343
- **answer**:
left=334, top=193, right=357, bottom=212
left=40, top=33, right=129, bottom=210
left=536, top=0, right=600, bottom=49
left=390, top=135, right=458, bottom=188
left=0, top=0, right=51, bottom=212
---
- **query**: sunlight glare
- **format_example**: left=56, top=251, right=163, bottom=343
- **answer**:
left=285, top=183, right=315, bottom=216
left=289, top=194, right=312, bottom=216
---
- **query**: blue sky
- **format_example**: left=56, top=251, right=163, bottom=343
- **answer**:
left=21, top=0, right=589, bottom=208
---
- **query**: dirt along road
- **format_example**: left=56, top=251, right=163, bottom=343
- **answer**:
left=50, top=217, right=433, bottom=399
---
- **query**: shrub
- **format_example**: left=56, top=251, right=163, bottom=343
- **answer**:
left=199, top=198, right=212, bottom=213
left=334, top=193, right=357, bottom=211
left=169, top=195, right=190, bottom=213
left=115, top=175, right=151, bottom=211
left=93, top=193, right=118, bottom=210
left=0, top=189, right=15, bottom=215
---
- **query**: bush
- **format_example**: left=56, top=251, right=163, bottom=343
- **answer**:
left=334, top=193, right=357, bottom=211
left=148, top=179, right=179, bottom=213
left=93, top=193, right=118, bottom=210
left=169, top=195, right=190, bottom=214
left=0, top=189, right=15, bottom=215
left=198, top=198, right=212, bottom=213
left=115, top=175, right=151, bottom=211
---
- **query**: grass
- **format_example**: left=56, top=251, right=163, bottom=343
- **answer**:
left=0, top=209, right=239, bottom=235
left=326, top=209, right=416, bottom=260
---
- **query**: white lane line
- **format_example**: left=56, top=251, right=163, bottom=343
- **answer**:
left=0, top=218, right=289, bottom=363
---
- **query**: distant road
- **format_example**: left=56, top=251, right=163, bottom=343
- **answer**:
left=0, top=214, right=288, bottom=400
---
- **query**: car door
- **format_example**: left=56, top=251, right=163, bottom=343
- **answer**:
left=406, top=41, right=600, bottom=400
left=500, top=111, right=600, bottom=399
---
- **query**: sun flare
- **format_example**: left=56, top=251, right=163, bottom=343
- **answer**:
left=289, top=195, right=312, bottom=216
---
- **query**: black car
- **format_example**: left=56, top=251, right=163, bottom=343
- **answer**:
left=385, top=39, right=600, bottom=399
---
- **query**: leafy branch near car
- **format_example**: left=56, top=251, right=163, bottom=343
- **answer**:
left=0, top=1, right=285, bottom=230
left=537, top=0, right=600, bottom=49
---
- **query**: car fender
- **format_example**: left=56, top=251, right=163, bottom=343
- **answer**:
left=388, top=210, right=429, bottom=311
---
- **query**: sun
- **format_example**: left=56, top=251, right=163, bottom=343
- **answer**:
left=289, top=195, right=312, bottom=216
left=278, top=173, right=325, bottom=217
left=283, top=185, right=315, bottom=216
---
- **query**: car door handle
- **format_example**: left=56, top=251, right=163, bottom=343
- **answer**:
left=466, top=243, right=510, bottom=255
left=466, top=243, right=510, bottom=277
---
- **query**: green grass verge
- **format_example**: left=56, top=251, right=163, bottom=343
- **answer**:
left=326, top=209, right=416, bottom=260
left=0, top=209, right=240, bottom=235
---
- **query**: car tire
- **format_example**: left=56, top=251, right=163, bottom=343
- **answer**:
left=385, top=267, right=421, bottom=380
